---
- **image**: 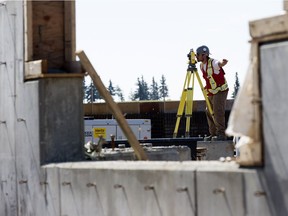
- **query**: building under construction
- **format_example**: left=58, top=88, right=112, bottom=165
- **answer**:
left=0, top=0, right=288, bottom=215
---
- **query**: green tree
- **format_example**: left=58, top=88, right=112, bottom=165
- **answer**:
left=107, top=80, right=125, bottom=101
left=107, top=80, right=116, bottom=96
left=83, top=77, right=88, bottom=102
left=150, top=77, right=160, bottom=100
left=130, top=76, right=149, bottom=100
left=115, top=86, right=125, bottom=101
left=231, top=72, right=240, bottom=98
left=159, top=74, right=169, bottom=100
left=85, top=79, right=101, bottom=103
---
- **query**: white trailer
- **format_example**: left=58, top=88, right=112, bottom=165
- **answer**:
left=84, top=119, right=151, bottom=143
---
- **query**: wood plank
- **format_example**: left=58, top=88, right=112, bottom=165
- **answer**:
left=24, top=0, right=33, bottom=61
left=25, top=59, right=84, bottom=80
left=26, top=1, right=76, bottom=71
left=25, top=73, right=84, bottom=80
left=236, top=44, right=263, bottom=166
left=249, top=14, right=288, bottom=39
left=64, top=0, right=76, bottom=62
left=32, top=1, right=65, bottom=69
left=76, top=50, right=148, bottom=160
left=250, top=34, right=288, bottom=44
left=25, top=59, right=48, bottom=78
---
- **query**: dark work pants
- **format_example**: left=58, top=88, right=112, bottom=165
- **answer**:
left=206, top=90, right=228, bottom=137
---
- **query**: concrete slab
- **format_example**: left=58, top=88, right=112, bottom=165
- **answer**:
left=88, top=145, right=191, bottom=161
left=46, top=161, right=198, bottom=216
left=197, top=141, right=235, bottom=160
left=197, top=169, right=245, bottom=216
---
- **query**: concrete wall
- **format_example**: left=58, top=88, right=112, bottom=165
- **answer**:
left=0, top=1, right=287, bottom=216
left=39, top=78, right=84, bottom=164
left=1, top=2, right=26, bottom=215
left=42, top=161, right=271, bottom=216
left=0, top=1, right=83, bottom=215
left=260, top=41, right=288, bottom=215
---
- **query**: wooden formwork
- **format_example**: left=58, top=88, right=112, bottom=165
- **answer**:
left=24, top=0, right=83, bottom=79
left=237, top=11, right=288, bottom=166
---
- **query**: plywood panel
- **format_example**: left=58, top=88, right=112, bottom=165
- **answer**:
left=64, top=1, right=76, bottom=62
left=32, top=1, right=65, bottom=69
left=284, top=0, right=288, bottom=12
left=249, top=14, right=288, bottom=39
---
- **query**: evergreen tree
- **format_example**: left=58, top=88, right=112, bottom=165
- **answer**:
left=130, top=78, right=140, bottom=100
left=130, top=76, right=149, bottom=100
left=150, top=77, right=160, bottom=100
left=139, top=76, right=150, bottom=100
left=83, top=77, right=88, bottom=102
left=106, top=80, right=125, bottom=101
left=232, top=72, right=240, bottom=98
left=107, top=79, right=116, bottom=96
left=115, top=86, right=125, bottom=102
left=159, top=74, right=169, bottom=100
left=85, top=80, right=101, bottom=103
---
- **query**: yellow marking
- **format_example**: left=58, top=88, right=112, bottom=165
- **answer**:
left=93, top=128, right=106, bottom=138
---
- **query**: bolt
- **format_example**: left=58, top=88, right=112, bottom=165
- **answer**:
left=114, top=184, right=123, bottom=189
left=177, top=187, right=188, bottom=192
left=213, top=187, right=225, bottom=194
left=19, top=180, right=28, bottom=184
left=86, top=182, right=96, bottom=187
left=254, top=191, right=266, bottom=197
left=62, top=182, right=71, bottom=186
left=40, top=182, right=48, bottom=185
left=144, top=185, right=154, bottom=191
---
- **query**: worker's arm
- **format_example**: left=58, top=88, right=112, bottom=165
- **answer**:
left=218, top=59, right=228, bottom=67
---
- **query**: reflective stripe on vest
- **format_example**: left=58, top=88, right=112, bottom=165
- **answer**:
left=205, top=59, right=228, bottom=95
left=208, top=82, right=228, bottom=94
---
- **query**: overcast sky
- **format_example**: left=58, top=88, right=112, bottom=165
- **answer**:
left=76, top=0, right=284, bottom=101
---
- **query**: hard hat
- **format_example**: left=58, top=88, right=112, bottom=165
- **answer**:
left=196, top=45, right=210, bottom=56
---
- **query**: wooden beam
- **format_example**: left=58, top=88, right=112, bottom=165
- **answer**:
left=284, top=0, right=288, bottom=12
left=24, top=0, right=33, bottom=61
left=64, top=0, right=76, bottom=62
left=76, top=50, right=148, bottom=160
left=25, top=60, right=47, bottom=79
left=25, top=60, right=84, bottom=80
left=249, top=14, right=288, bottom=39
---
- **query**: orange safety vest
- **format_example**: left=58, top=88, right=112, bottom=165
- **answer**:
left=201, top=58, right=228, bottom=96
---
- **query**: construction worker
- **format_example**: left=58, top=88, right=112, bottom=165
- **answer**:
left=196, top=45, right=229, bottom=141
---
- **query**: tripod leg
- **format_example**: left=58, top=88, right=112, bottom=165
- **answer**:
left=173, top=72, right=192, bottom=138
left=173, top=95, right=185, bottom=137
left=185, top=72, right=195, bottom=137
left=173, top=89, right=187, bottom=138
left=194, top=70, right=215, bottom=123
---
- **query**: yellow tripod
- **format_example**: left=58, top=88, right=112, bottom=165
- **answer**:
left=173, top=49, right=215, bottom=138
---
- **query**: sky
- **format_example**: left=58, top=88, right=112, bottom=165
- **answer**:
left=76, top=0, right=284, bottom=101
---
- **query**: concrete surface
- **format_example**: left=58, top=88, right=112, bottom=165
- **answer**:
left=197, top=141, right=235, bottom=160
left=88, top=145, right=191, bottom=161
left=0, top=1, right=287, bottom=216
left=42, top=161, right=271, bottom=216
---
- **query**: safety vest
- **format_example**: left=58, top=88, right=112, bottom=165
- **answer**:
left=201, top=58, right=228, bottom=95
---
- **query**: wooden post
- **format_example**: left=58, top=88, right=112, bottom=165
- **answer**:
left=76, top=50, right=148, bottom=160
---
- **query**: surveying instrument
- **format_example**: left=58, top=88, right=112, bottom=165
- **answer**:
left=173, top=49, right=215, bottom=138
